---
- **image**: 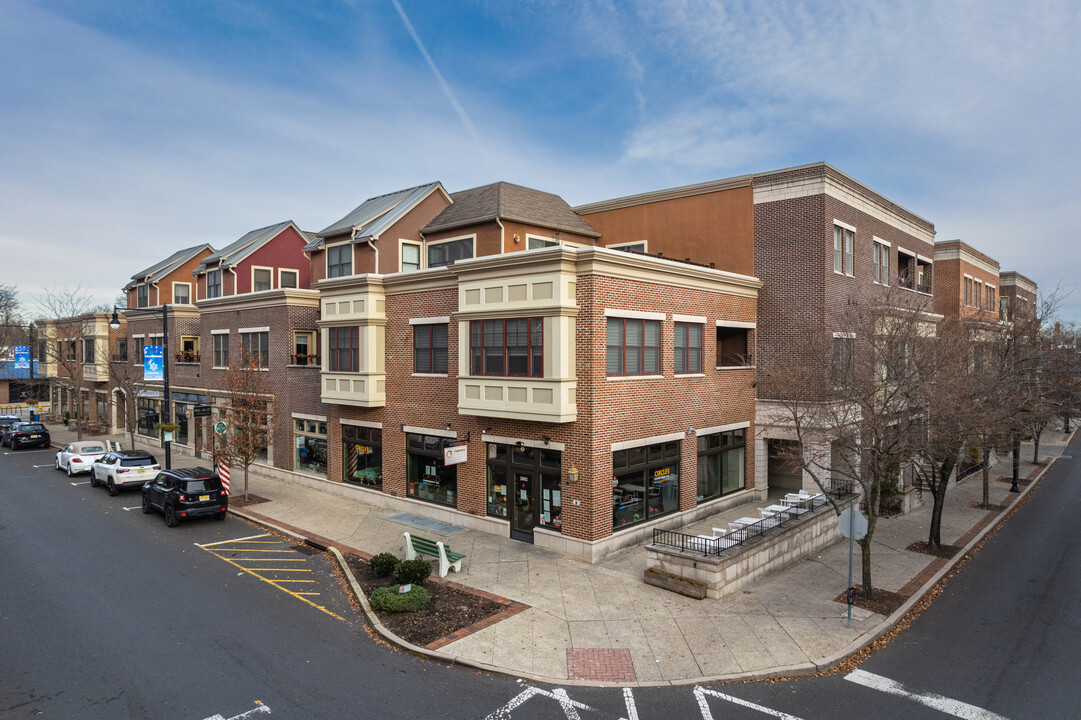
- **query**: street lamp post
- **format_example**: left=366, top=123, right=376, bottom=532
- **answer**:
left=161, top=303, right=171, bottom=470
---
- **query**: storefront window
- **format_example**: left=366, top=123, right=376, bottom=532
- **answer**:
left=343, top=425, right=382, bottom=488
left=612, top=440, right=680, bottom=530
left=407, top=433, right=457, bottom=507
left=486, top=443, right=562, bottom=532
left=176, top=403, right=189, bottom=445
left=137, top=398, right=160, bottom=437
left=294, top=419, right=328, bottom=476
left=96, top=393, right=108, bottom=425
left=697, top=428, right=746, bottom=501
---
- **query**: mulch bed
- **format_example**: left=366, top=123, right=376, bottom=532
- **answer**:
left=344, top=553, right=516, bottom=649
left=833, top=585, right=907, bottom=616
left=969, top=502, right=1009, bottom=512
left=906, top=540, right=963, bottom=558
left=226, top=493, right=270, bottom=508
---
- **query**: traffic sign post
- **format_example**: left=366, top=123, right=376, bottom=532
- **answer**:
left=838, top=501, right=868, bottom=628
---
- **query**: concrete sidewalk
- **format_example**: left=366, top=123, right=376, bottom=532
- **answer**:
left=42, top=424, right=1071, bottom=686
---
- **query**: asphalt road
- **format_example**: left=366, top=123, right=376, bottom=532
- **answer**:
left=2, top=445, right=1079, bottom=719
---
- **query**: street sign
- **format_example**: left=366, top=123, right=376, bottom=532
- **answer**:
left=838, top=506, right=868, bottom=540
left=214, top=421, right=227, bottom=434
left=14, top=346, right=29, bottom=370
left=144, top=345, right=163, bottom=381
left=193, top=405, right=212, bottom=418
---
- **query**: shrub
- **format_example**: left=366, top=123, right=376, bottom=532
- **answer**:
left=370, top=585, right=430, bottom=613
left=369, top=552, right=400, bottom=577
left=395, top=558, right=432, bottom=585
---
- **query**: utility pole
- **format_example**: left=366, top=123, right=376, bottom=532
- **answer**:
left=162, top=303, right=171, bottom=470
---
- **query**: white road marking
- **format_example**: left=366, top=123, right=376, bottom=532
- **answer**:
left=845, top=669, right=1009, bottom=719
left=201, top=703, right=271, bottom=720
left=484, top=686, right=594, bottom=720
left=694, top=686, right=806, bottom=720
left=122, top=506, right=141, bottom=511
left=33, top=464, right=53, bottom=468
left=622, top=687, right=639, bottom=720
left=69, top=481, right=90, bottom=486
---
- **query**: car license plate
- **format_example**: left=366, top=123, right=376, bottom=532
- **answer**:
left=30, top=434, right=40, bottom=438
left=199, top=494, right=210, bottom=501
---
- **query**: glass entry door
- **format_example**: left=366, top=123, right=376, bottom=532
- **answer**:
left=511, top=472, right=536, bottom=543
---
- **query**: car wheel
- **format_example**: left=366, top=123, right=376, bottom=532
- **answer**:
left=66, top=463, right=73, bottom=477
left=142, top=494, right=151, bottom=514
left=107, top=479, right=118, bottom=497
left=164, top=504, right=178, bottom=527
left=89, top=472, right=99, bottom=487
left=55, top=457, right=62, bottom=471
left=11, top=441, right=18, bottom=451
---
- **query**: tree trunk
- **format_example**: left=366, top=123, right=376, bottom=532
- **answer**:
left=1012, top=436, right=1021, bottom=485
left=128, top=429, right=136, bottom=451
left=860, top=536, right=872, bottom=596
left=244, top=463, right=250, bottom=501
left=1032, top=427, right=1042, bottom=463
left=981, top=452, right=991, bottom=508
left=1065, top=415, right=1072, bottom=434
left=928, top=459, right=953, bottom=548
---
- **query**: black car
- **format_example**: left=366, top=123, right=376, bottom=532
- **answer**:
left=0, top=417, right=24, bottom=447
left=6, top=422, right=50, bottom=450
left=142, top=467, right=228, bottom=527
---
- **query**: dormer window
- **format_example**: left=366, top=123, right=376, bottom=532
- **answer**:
left=207, top=270, right=222, bottom=299
left=137, top=284, right=148, bottom=308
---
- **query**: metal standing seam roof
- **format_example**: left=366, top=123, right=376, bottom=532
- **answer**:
left=125, top=244, right=214, bottom=290
left=195, top=220, right=303, bottom=273
left=304, top=182, right=446, bottom=252
left=421, top=182, right=600, bottom=238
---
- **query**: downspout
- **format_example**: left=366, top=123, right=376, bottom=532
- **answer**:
left=229, top=266, right=239, bottom=295
left=496, top=217, right=506, bottom=254
left=353, top=227, right=379, bottom=274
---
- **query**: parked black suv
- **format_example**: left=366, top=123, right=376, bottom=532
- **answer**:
left=6, top=422, right=50, bottom=450
left=142, top=467, right=228, bottom=527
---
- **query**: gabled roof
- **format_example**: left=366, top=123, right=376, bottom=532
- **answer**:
left=125, top=244, right=214, bottom=290
left=422, top=182, right=600, bottom=238
left=305, top=182, right=448, bottom=251
left=195, top=221, right=304, bottom=274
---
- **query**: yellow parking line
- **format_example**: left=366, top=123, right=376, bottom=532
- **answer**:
left=216, top=549, right=307, bottom=553
left=240, top=568, right=313, bottom=572
left=198, top=534, right=270, bottom=548
left=229, top=558, right=308, bottom=562
left=272, top=580, right=317, bottom=583
left=295, top=592, right=321, bottom=597
left=200, top=548, right=343, bottom=621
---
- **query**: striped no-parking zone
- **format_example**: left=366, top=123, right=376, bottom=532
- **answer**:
left=197, top=533, right=345, bottom=621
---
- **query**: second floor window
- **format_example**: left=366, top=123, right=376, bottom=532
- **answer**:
left=986, top=286, right=996, bottom=312
left=213, top=334, right=229, bottom=367
left=469, top=319, right=542, bottom=377
left=414, top=324, right=448, bottom=374
left=607, top=318, right=660, bottom=376
left=280, top=270, right=298, bottom=289
left=873, top=242, right=889, bottom=284
left=253, top=268, right=272, bottom=292
left=240, top=331, right=269, bottom=368
left=115, top=339, right=128, bottom=362
left=717, top=326, right=751, bottom=366
left=329, top=326, right=359, bottom=372
left=834, top=225, right=854, bottom=275
left=207, top=270, right=222, bottom=299
left=964, top=277, right=973, bottom=306
left=137, top=284, right=148, bottom=308
left=401, top=243, right=421, bottom=272
left=133, top=338, right=145, bottom=363
left=327, top=244, right=352, bottom=278
left=173, top=283, right=190, bottom=304
left=81, top=338, right=95, bottom=363
left=428, top=238, right=473, bottom=268
left=674, top=322, right=703, bottom=374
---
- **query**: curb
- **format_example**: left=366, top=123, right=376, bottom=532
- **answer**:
left=215, top=445, right=1068, bottom=688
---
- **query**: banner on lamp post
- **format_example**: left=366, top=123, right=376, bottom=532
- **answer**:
left=14, top=346, right=29, bottom=370
left=144, top=345, right=163, bottom=381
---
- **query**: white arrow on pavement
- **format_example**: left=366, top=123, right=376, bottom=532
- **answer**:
left=70, top=481, right=90, bottom=486
left=201, top=703, right=271, bottom=720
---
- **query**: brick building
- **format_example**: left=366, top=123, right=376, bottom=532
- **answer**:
left=998, top=271, right=1038, bottom=322
left=932, top=239, right=1001, bottom=322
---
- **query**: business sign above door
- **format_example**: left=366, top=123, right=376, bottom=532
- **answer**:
left=443, top=444, right=468, bottom=465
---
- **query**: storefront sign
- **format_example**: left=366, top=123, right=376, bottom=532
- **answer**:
left=443, top=444, right=468, bottom=465
left=144, top=345, right=163, bottom=381
left=214, top=421, right=228, bottom=434
left=354, top=444, right=371, bottom=455
left=654, top=466, right=672, bottom=481
left=193, top=405, right=212, bottom=418
left=14, top=346, right=29, bottom=370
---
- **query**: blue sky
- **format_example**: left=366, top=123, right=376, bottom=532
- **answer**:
left=2, top=0, right=1080, bottom=318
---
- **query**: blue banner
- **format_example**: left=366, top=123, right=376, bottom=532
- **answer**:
left=14, top=345, right=29, bottom=370
left=144, top=344, right=163, bottom=381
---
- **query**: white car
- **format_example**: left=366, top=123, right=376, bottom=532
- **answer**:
left=55, top=441, right=108, bottom=477
left=90, top=450, right=161, bottom=496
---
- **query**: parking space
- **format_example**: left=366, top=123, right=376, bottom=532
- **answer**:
left=197, top=533, right=351, bottom=621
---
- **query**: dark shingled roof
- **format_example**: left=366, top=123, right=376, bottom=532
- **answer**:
left=422, top=182, right=600, bottom=238
left=125, top=244, right=214, bottom=290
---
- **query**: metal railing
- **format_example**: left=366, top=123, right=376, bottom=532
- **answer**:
left=651, top=480, right=852, bottom=556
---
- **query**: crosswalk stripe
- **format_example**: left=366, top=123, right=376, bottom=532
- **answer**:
left=845, top=670, right=1009, bottom=720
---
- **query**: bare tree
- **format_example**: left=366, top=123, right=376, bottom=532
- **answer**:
left=763, top=284, right=936, bottom=596
left=213, top=352, right=274, bottom=500
left=108, top=347, right=142, bottom=450
left=34, top=286, right=95, bottom=440
left=0, top=284, right=25, bottom=357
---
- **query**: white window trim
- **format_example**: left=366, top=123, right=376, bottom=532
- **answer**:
left=873, top=236, right=891, bottom=248
left=606, top=240, right=649, bottom=252
left=673, top=314, right=706, bottom=324
left=172, top=281, right=192, bottom=305
left=696, top=420, right=751, bottom=437
left=251, top=265, right=274, bottom=292
left=325, top=240, right=353, bottom=278
left=716, top=320, right=756, bottom=329
left=341, top=418, right=382, bottom=429
left=291, top=412, right=328, bottom=422
left=399, top=239, right=423, bottom=272
left=607, top=374, right=664, bottom=382
left=917, top=254, right=933, bottom=264
left=278, top=268, right=299, bottom=289
left=409, top=316, right=451, bottom=325
left=524, top=233, right=558, bottom=249
left=239, top=326, right=270, bottom=334
left=132, top=334, right=145, bottom=339
left=873, top=239, right=890, bottom=285
left=611, top=431, right=686, bottom=452
left=605, top=308, right=665, bottom=321
left=833, top=219, right=857, bottom=232
left=897, top=246, right=915, bottom=257
left=402, top=425, right=456, bottom=439
left=210, top=329, right=229, bottom=335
